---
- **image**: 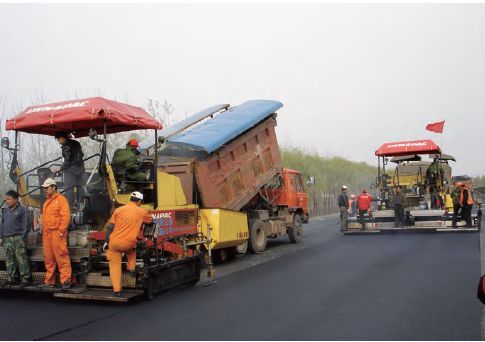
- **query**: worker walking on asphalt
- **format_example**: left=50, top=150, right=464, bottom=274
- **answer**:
left=357, top=189, right=373, bottom=228
left=104, top=191, right=152, bottom=296
left=111, top=139, right=148, bottom=182
left=338, top=186, right=349, bottom=232
left=0, top=190, right=31, bottom=288
left=54, top=131, right=85, bottom=210
left=39, top=178, right=72, bottom=290
left=459, top=182, right=474, bottom=228
left=393, top=186, right=407, bottom=227
left=451, top=181, right=462, bottom=228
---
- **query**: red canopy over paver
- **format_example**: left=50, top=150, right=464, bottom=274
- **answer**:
left=5, top=97, right=162, bottom=137
left=375, top=139, right=441, bottom=157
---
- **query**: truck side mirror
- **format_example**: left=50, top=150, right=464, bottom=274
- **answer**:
left=1, top=137, right=9, bottom=149
left=306, top=176, right=315, bottom=186
left=158, top=136, right=166, bottom=144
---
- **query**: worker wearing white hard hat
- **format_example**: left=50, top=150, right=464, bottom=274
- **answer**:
left=104, top=191, right=152, bottom=296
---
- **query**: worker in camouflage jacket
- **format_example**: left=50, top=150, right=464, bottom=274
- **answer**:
left=0, top=190, right=31, bottom=287
left=111, top=139, right=148, bottom=181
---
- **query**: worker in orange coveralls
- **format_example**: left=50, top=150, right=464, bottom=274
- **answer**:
left=103, top=191, right=152, bottom=296
left=38, top=178, right=72, bottom=290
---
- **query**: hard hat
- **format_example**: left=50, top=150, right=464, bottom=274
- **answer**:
left=128, top=139, right=139, bottom=148
left=41, top=178, right=57, bottom=188
left=131, top=191, right=144, bottom=201
left=341, top=185, right=347, bottom=190
left=351, top=194, right=355, bottom=199
left=54, top=131, right=69, bottom=139
left=455, top=181, right=464, bottom=187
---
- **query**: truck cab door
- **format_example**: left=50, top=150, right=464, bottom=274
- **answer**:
left=295, top=174, right=308, bottom=214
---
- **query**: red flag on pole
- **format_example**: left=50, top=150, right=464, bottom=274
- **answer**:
left=425, top=120, right=445, bottom=133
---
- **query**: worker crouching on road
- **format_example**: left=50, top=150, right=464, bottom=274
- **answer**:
left=357, top=189, right=373, bottom=229
left=393, top=186, right=407, bottom=228
left=338, top=186, right=349, bottom=232
left=39, top=178, right=72, bottom=290
left=0, top=190, right=31, bottom=288
left=104, top=191, right=152, bottom=296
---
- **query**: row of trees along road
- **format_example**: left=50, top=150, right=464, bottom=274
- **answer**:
left=281, top=147, right=377, bottom=216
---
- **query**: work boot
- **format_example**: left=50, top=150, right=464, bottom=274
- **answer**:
left=128, top=270, right=137, bottom=278
left=113, top=292, right=122, bottom=297
left=62, top=281, right=71, bottom=291
left=4, top=278, right=19, bottom=287
left=18, top=280, right=30, bottom=289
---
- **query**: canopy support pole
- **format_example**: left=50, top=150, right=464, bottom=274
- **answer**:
left=154, top=129, right=158, bottom=209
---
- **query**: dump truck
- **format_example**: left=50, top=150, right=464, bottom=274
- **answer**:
left=0, top=97, right=310, bottom=301
left=344, top=139, right=482, bottom=234
left=152, top=100, right=312, bottom=261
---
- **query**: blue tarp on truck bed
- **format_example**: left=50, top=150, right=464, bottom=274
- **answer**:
left=167, top=100, right=283, bottom=154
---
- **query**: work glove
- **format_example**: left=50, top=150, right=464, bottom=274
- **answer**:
left=103, top=242, right=109, bottom=251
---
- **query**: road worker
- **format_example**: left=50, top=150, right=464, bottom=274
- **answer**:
left=111, top=139, right=148, bottom=182
left=54, top=131, right=85, bottom=210
left=0, top=190, right=31, bottom=288
left=393, top=186, right=407, bottom=227
left=104, top=191, right=152, bottom=296
left=338, top=186, right=349, bottom=232
left=451, top=181, right=463, bottom=228
left=349, top=194, right=357, bottom=217
left=357, top=189, right=373, bottom=228
left=459, top=182, right=474, bottom=228
left=38, top=178, right=72, bottom=290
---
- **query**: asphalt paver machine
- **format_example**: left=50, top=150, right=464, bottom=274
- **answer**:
left=344, top=139, right=482, bottom=234
left=0, top=97, right=205, bottom=302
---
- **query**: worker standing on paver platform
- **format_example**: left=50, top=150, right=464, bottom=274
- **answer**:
left=451, top=182, right=462, bottom=228
left=38, top=178, right=72, bottom=290
left=459, top=183, right=474, bottom=228
left=0, top=190, right=31, bottom=288
left=357, top=189, right=373, bottom=226
left=54, top=131, right=85, bottom=210
left=393, top=186, right=407, bottom=227
left=338, top=186, right=349, bottom=232
left=104, top=191, right=152, bottom=296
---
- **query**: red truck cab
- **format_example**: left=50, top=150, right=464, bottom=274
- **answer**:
left=267, top=168, right=310, bottom=223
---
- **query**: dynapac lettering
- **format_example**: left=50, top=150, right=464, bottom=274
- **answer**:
left=25, top=101, right=89, bottom=113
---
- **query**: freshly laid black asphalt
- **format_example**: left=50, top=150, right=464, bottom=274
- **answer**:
left=0, top=216, right=481, bottom=340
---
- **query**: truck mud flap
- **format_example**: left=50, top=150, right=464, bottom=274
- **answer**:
left=54, top=288, right=144, bottom=303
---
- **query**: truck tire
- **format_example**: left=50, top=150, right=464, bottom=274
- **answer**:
left=249, top=219, right=267, bottom=253
left=288, top=214, right=302, bottom=243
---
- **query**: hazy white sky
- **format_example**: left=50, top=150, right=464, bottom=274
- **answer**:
left=0, top=4, right=484, bottom=175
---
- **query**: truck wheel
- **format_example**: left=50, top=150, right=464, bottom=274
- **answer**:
left=249, top=219, right=267, bottom=253
left=288, top=214, right=302, bottom=243
left=216, top=248, right=232, bottom=264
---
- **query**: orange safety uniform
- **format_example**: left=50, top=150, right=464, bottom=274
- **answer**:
left=107, top=202, right=152, bottom=292
left=459, top=186, right=474, bottom=206
left=41, top=192, right=72, bottom=285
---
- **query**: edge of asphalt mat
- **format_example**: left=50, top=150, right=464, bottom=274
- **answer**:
left=198, top=213, right=339, bottom=285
